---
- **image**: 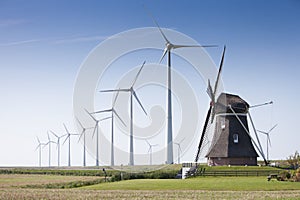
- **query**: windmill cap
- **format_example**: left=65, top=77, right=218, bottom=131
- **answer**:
left=216, top=93, right=249, bottom=114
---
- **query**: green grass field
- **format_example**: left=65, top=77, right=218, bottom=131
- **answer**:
left=84, top=177, right=300, bottom=191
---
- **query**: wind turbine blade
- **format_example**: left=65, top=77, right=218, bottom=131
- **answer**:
left=76, top=116, right=84, bottom=129
left=268, top=135, right=272, bottom=147
left=213, top=45, right=226, bottom=97
left=145, top=10, right=170, bottom=44
left=159, top=48, right=168, bottom=63
left=268, top=124, right=278, bottom=133
left=92, top=125, right=97, bottom=139
left=113, top=109, right=127, bottom=127
left=43, top=142, right=49, bottom=148
left=145, top=139, right=150, bottom=146
left=195, top=106, right=212, bottom=162
left=85, top=109, right=97, bottom=122
left=173, top=44, right=218, bottom=49
left=178, top=145, right=182, bottom=153
left=92, top=109, right=112, bottom=114
left=63, top=123, right=69, bottom=134
left=100, top=116, right=112, bottom=122
left=257, top=130, right=268, bottom=135
left=112, top=89, right=120, bottom=107
left=36, top=136, right=41, bottom=144
left=63, top=135, right=69, bottom=145
left=179, top=137, right=185, bottom=144
left=100, top=89, right=130, bottom=93
left=132, top=61, right=146, bottom=87
left=35, top=144, right=40, bottom=151
left=78, top=130, right=85, bottom=142
left=49, top=130, right=58, bottom=138
left=133, top=91, right=147, bottom=116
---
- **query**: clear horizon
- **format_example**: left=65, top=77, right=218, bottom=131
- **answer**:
left=0, top=0, right=299, bottom=167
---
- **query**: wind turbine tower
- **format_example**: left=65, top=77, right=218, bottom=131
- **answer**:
left=85, top=110, right=111, bottom=166
left=63, top=124, right=79, bottom=167
left=150, top=16, right=216, bottom=164
left=76, top=117, right=93, bottom=167
left=45, top=132, right=56, bottom=167
left=101, top=61, right=147, bottom=166
left=35, top=137, right=46, bottom=167
left=257, top=124, right=278, bottom=161
left=50, top=130, right=66, bottom=167
left=174, top=138, right=185, bottom=164
left=92, top=91, right=126, bottom=166
left=146, top=140, right=158, bottom=165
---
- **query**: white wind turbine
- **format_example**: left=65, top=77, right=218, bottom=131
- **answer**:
left=45, top=132, right=56, bottom=167
left=63, top=124, right=79, bottom=167
left=92, top=91, right=126, bottom=166
left=76, top=117, right=93, bottom=167
left=174, top=138, right=185, bottom=164
left=146, top=140, right=158, bottom=165
left=35, top=137, right=46, bottom=167
left=257, top=124, right=278, bottom=161
left=49, top=130, right=66, bottom=167
left=85, top=110, right=111, bottom=166
left=101, top=61, right=147, bottom=166
left=150, top=15, right=216, bottom=164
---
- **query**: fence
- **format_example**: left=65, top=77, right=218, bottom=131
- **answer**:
left=194, top=169, right=281, bottom=177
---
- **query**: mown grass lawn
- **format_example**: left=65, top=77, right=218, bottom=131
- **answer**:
left=84, top=176, right=300, bottom=191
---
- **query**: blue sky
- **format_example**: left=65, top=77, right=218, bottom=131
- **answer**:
left=0, top=0, right=299, bottom=166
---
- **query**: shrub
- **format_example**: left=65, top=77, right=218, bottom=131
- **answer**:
left=278, top=171, right=292, bottom=181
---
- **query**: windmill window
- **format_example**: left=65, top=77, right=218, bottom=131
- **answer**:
left=221, top=120, right=226, bottom=130
left=233, top=134, right=239, bottom=143
left=221, top=124, right=226, bottom=129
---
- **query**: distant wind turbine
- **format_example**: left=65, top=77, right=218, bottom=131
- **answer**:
left=92, top=91, right=126, bottom=166
left=101, top=61, right=147, bottom=166
left=85, top=110, right=111, bottom=166
left=257, top=124, right=278, bottom=161
left=49, top=130, right=66, bottom=167
left=174, top=138, right=185, bottom=164
left=149, top=14, right=216, bottom=164
left=76, top=117, right=93, bottom=167
left=63, top=124, right=79, bottom=167
left=45, top=132, right=56, bottom=167
left=35, top=137, right=46, bottom=167
left=146, top=140, right=158, bottom=165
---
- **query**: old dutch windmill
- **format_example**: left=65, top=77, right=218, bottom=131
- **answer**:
left=195, top=46, right=268, bottom=166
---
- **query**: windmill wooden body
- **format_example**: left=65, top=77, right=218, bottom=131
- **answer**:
left=195, top=46, right=268, bottom=166
left=206, top=93, right=258, bottom=166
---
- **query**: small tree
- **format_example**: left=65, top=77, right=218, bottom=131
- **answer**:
left=287, top=151, right=300, bottom=169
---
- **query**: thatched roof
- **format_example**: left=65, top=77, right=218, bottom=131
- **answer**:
left=215, top=93, right=249, bottom=114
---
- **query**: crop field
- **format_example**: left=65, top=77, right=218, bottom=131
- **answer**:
left=0, top=174, right=103, bottom=188
left=0, top=168, right=300, bottom=199
left=1, top=189, right=300, bottom=200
